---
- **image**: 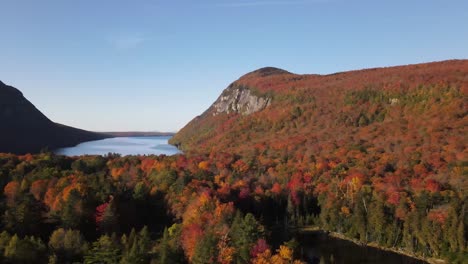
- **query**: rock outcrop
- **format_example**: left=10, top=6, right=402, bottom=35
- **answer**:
left=212, top=84, right=271, bottom=116
left=207, top=67, right=290, bottom=116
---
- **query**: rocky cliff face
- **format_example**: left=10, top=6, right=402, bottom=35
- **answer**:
left=207, top=67, right=290, bottom=116
left=170, top=67, right=288, bottom=150
left=211, top=84, right=271, bottom=116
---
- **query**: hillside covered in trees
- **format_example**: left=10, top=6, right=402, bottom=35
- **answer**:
left=0, top=81, right=109, bottom=154
left=0, top=153, right=308, bottom=264
left=0, top=60, right=466, bottom=264
left=169, top=60, right=468, bottom=262
left=0, top=147, right=465, bottom=263
left=171, top=60, right=467, bottom=159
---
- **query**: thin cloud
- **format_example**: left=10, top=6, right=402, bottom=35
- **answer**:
left=219, top=0, right=328, bottom=7
left=107, top=34, right=145, bottom=50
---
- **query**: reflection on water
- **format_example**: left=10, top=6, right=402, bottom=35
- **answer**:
left=273, top=230, right=427, bottom=264
left=55, top=136, right=181, bottom=156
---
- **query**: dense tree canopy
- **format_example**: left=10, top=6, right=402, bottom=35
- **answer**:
left=0, top=149, right=465, bottom=263
left=0, top=60, right=467, bottom=263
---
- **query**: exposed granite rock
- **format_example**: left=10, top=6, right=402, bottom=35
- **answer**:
left=212, top=85, right=271, bottom=116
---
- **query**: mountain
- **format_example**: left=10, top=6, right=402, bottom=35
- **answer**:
left=0, top=81, right=110, bottom=154
left=104, top=131, right=176, bottom=137
left=170, top=60, right=468, bottom=262
left=170, top=60, right=468, bottom=160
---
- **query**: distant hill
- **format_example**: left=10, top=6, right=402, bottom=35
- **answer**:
left=170, top=60, right=468, bottom=160
left=0, top=81, right=110, bottom=154
left=104, top=131, right=176, bottom=137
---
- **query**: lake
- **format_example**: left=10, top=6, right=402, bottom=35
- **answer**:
left=272, top=230, right=427, bottom=264
left=55, top=136, right=181, bottom=156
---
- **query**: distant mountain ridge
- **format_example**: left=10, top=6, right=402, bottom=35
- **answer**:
left=0, top=81, right=110, bottom=154
left=104, top=131, right=176, bottom=137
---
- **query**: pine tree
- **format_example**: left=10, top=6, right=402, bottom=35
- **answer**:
left=49, top=228, right=66, bottom=252
left=48, top=254, right=58, bottom=264
left=157, top=227, right=174, bottom=264
left=84, top=235, right=121, bottom=264
left=351, top=192, right=367, bottom=242
left=456, top=219, right=465, bottom=252
left=61, top=190, right=81, bottom=228
left=192, top=232, right=217, bottom=264
left=0, top=231, right=11, bottom=255
left=98, top=198, right=119, bottom=234
left=120, top=226, right=151, bottom=264
left=4, top=234, right=46, bottom=263
left=287, top=194, right=295, bottom=225
left=64, top=229, right=87, bottom=260
left=230, top=212, right=263, bottom=263
left=367, top=195, right=386, bottom=243
left=137, top=226, right=151, bottom=254
left=4, top=234, right=19, bottom=259
left=4, top=194, right=42, bottom=236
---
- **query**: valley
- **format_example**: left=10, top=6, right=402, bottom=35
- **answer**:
left=0, top=60, right=466, bottom=263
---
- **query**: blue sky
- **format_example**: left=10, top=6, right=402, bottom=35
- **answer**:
left=1, top=0, right=467, bottom=132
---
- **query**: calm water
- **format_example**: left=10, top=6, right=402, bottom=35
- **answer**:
left=295, top=232, right=427, bottom=264
left=55, top=136, right=181, bottom=156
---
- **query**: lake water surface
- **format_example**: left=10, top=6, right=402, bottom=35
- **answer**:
left=286, top=231, right=427, bottom=264
left=55, top=136, right=181, bottom=156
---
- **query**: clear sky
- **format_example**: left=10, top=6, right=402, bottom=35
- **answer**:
left=1, top=0, right=467, bottom=132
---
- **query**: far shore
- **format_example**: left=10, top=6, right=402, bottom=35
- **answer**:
left=102, top=131, right=176, bottom=137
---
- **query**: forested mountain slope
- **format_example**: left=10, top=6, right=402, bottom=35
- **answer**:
left=0, top=61, right=466, bottom=263
left=0, top=81, right=109, bottom=154
left=171, top=60, right=467, bottom=162
left=169, top=60, right=467, bottom=262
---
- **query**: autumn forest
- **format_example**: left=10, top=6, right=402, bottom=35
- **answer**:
left=0, top=60, right=467, bottom=264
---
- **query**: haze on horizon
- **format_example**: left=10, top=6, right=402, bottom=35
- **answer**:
left=1, top=0, right=467, bottom=132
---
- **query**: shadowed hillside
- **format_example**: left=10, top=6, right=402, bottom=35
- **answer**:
left=0, top=81, right=110, bottom=154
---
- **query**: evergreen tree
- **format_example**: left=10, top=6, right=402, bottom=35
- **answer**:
left=4, top=234, right=47, bottom=264
left=3, top=194, right=43, bottom=236
left=192, top=232, right=217, bottom=264
left=49, top=228, right=87, bottom=262
left=48, top=254, right=58, bottom=264
left=367, top=194, right=386, bottom=243
left=120, top=226, right=151, bottom=264
left=350, top=192, right=367, bottom=242
left=84, top=235, right=121, bottom=264
left=230, top=212, right=263, bottom=263
left=3, top=234, right=19, bottom=259
left=287, top=194, right=296, bottom=225
left=155, top=226, right=184, bottom=264
left=456, top=219, right=465, bottom=253
left=157, top=228, right=171, bottom=264
left=128, top=228, right=137, bottom=247
left=133, top=182, right=147, bottom=200
left=98, top=198, right=119, bottom=234
left=61, top=190, right=82, bottom=228
left=0, top=231, right=11, bottom=255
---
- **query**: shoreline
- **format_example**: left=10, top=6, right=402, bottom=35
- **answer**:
left=297, top=226, right=446, bottom=264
